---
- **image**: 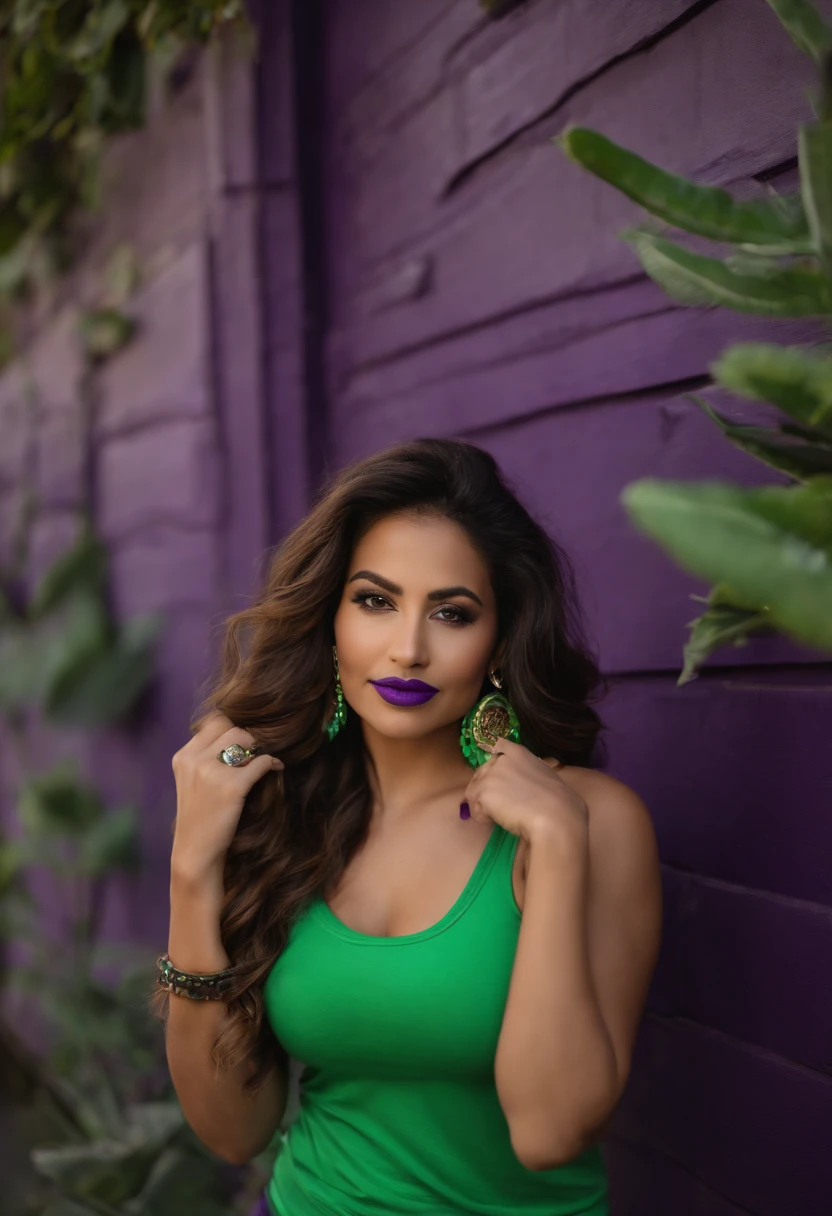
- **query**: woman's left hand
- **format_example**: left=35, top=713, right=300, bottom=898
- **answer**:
left=462, top=737, right=589, bottom=849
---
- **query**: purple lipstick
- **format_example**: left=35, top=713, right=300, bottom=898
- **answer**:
left=370, top=677, right=439, bottom=707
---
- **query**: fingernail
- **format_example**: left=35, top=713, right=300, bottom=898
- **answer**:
left=459, top=801, right=471, bottom=820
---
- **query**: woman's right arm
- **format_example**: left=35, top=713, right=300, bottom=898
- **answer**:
left=165, top=714, right=288, bottom=1165
left=164, top=865, right=288, bottom=1164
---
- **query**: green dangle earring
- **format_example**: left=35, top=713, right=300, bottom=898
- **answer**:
left=460, top=668, right=520, bottom=768
left=325, top=646, right=348, bottom=741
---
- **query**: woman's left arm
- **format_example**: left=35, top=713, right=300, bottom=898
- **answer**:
left=464, top=742, right=663, bottom=1172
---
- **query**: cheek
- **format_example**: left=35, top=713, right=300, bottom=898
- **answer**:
left=436, top=626, right=496, bottom=685
left=333, top=607, right=381, bottom=668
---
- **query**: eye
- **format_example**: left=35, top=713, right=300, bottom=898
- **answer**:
left=431, top=604, right=474, bottom=627
left=352, top=591, right=392, bottom=612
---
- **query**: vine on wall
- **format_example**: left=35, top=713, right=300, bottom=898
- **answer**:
left=0, top=6, right=268, bottom=1211
left=0, top=0, right=247, bottom=348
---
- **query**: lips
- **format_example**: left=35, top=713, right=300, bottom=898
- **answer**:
left=369, top=677, right=439, bottom=707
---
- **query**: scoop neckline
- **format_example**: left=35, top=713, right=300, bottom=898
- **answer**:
left=311, top=823, right=505, bottom=946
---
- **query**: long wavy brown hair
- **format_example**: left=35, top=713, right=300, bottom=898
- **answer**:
left=157, top=438, right=608, bottom=1089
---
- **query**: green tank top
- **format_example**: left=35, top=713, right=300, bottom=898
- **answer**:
left=262, top=822, right=609, bottom=1216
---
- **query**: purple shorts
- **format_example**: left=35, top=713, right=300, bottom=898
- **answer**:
left=249, top=1196, right=272, bottom=1216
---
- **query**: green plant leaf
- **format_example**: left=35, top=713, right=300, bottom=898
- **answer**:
left=103, top=243, right=140, bottom=306
left=79, top=805, right=141, bottom=877
left=693, top=395, right=832, bottom=480
left=621, top=476, right=832, bottom=651
left=29, top=1102, right=184, bottom=1207
left=0, top=231, right=37, bottom=295
left=724, top=248, right=801, bottom=277
left=764, top=0, right=832, bottom=65
left=31, top=1138, right=161, bottom=1205
left=0, top=587, right=110, bottom=715
left=12, top=4, right=52, bottom=41
left=79, top=307, right=136, bottom=362
left=0, top=837, right=26, bottom=892
left=0, top=621, right=51, bottom=710
left=124, top=1102, right=184, bottom=1144
left=29, top=528, right=108, bottom=618
left=39, top=586, right=113, bottom=712
left=0, top=199, right=29, bottom=255
left=625, top=229, right=832, bottom=314
left=101, top=34, right=147, bottom=134
left=19, top=765, right=105, bottom=837
left=127, top=1143, right=231, bottom=1216
left=66, top=0, right=132, bottom=65
left=558, top=127, right=813, bottom=252
left=711, top=342, right=832, bottom=436
left=46, top=610, right=164, bottom=726
left=680, top=595, right=775, bottom=685
left=799, top=121, right=832, bottom=267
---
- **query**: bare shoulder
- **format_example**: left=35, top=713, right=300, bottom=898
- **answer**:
left=559, top=764, right=657, bottom=857
left=519, top=762, right=659, bottom=886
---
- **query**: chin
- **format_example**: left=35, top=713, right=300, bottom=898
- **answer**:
left=354, top=697, right=454, bottom=741
left=365, top=713, right=440, bottom=740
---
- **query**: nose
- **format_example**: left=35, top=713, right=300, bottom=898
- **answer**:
left=387, top=609, right=429, bottom=670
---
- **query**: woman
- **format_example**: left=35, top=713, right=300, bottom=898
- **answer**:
left=158, top=438, right=662, bottom=1216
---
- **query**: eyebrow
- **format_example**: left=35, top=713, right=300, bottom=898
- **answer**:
left=348, top=569, right=484, bottom=607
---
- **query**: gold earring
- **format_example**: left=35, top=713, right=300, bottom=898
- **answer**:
left=488, top=668, right=503, bottom=690
left=460, top=683, right=520, bottom=768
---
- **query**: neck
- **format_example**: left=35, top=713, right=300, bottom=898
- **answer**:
left=360, top=719, right=471, bottom=820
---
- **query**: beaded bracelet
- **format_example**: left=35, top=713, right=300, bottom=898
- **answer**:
left=156, top=953, right=236, bottom=1000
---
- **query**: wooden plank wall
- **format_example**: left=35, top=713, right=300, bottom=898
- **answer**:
left=317, top=2, right=832, bottom=1213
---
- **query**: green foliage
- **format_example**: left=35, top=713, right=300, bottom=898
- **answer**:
left=556, top=0, right=832, bottom=681
left=32, top=1107, right=181, bottom=1203
left=711, top=342, right=832, bottom=435
left=623, top=228, right=832, bottom=314
left=622, top=477, right=832, bottom=651
left=0, top=266, right=255, bottom=1213
left=0, top=1, right=248, bottom=311
left=29, top=1100, right=242, bottom=1216
left=0, top=521, right=164, bottom=725
left=0, top=540, right=253, bottom=1213
left=694, top=394, right=832, bottom=481
left=29, top=530, right=108, bottom=618
left=20, top=766, right=108, bottom=839
left=799, top=121, right=832, bottom=266
left=0, top=8, right=260, bottom=1212
left=559, top=128, right=812, bottom=251
left=763, top=0, right=832, bottom=64
left=679, top=586, right=775, bottom=686
left=79, top=307, right=136, bottom=362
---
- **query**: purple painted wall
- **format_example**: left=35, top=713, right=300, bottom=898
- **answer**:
left=317, top=2, right=832, bottom=1214
left=1, top=2, right=831, bottom=1214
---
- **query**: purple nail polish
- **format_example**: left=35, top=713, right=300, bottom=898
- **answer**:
left=459, top=801, right=471, bottom=820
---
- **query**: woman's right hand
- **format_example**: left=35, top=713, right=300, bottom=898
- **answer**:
left=170, top=711, right=284, bottom=885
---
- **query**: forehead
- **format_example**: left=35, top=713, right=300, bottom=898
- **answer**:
left=348, top=513, right=491, bottom=591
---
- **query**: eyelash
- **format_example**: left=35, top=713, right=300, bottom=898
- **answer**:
left=350, top=591, right=475, bottom=627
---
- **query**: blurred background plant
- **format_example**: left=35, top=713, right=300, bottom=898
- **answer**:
left=0, top=6, right=283, bottom=1211
left=559, top=0, right=832, bottom=683
left=0, top=0, right=249, bottom=364
left=0, top=357, right=275, bottom=1216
